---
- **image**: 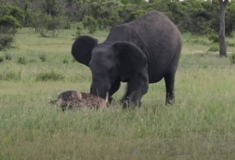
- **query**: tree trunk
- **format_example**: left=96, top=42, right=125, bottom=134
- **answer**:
left=219, top=0, right=228, bottom=57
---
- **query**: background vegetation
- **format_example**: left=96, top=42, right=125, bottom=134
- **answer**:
left=0, top=26, right=235, bottom=159
left=1, top=0, right=235, bottom=39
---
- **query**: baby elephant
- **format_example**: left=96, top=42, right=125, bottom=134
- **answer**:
left=50, top=91, right=108, bottom=111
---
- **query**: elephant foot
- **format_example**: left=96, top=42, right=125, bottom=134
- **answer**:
left=165, top=98, right=175, bottom=105
left=122, top=98, right=141, bottom=109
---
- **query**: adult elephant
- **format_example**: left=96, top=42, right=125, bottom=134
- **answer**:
left=71, top=11, right=182, bottom=106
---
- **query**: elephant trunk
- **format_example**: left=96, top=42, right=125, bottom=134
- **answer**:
left=90, top=82, right=110, bottom=100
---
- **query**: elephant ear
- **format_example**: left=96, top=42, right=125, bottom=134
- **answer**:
left=112, top=41, right=148, bottom=81
left=71, top=35, right=98, bottom=67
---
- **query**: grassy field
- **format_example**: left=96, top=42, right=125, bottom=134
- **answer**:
left=0, top=27, right=235, bottom=160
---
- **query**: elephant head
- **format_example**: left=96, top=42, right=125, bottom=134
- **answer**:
left=71, top=36, right=149, bottom=104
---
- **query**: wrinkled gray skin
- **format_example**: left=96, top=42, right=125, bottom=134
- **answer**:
left=71, top=11, right=182, bottom=106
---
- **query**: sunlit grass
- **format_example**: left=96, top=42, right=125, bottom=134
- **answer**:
left=0, top=28, right=235, bottom=159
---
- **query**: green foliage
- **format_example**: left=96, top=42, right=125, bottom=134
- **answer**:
left=226, top=3, right=235, bottom=36
left=208, top=43, right=219, bottom=52
left=5, top=53, right=12, bottom=60
left=0, top=34, right=14, bottom=51
left=0, top=69, right=21, bottom=80
left=0, top=4, right=25, bottom=22
left=40, top=0, right=65, bottom=17
left=82, top=16, right=97, bottom=34
left=125, top=10, right=147, bottom=22
left=31, top=12, right=50, bottom=37
left=0, top=56, right=3, bottom=62
left=230, top=53, right=235, bottom=65
left=0, top=5, right=25, bottom=51
left=0, top=15, right=21, bottom=28
left=108, top=10, right=122, bottom=27
left=226, top=41, right=235, bottom=47
left=31, top=12, right=64, bottom=37
left=1, top=0, right=235, bottom=36
left=39, top=54, right=46, bottom=62
left=119, top=3, right=140, bottom=22
left=17, top=56, right=27, bottom=64
left=36, top=70, right=65, bottom=81
left=208, top=33, right=219, bottom=43
left=23, top=2, right=32, bottom=26
left=73, top=25, right=83, bottom=39
left=63, top=58, right=69, bottom=64
left=47, top=16, right=65, bottom=37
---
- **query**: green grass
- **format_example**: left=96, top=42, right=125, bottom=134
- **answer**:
left=0, top=27, right=235, bottom=159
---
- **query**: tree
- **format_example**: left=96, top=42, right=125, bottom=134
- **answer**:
left=0, top=4, right=24, bottom=50
left=219, top=0, right=228, bottom=57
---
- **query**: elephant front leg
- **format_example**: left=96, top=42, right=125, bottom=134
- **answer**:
left=164, top=73, right=175, bottom=105
left=122, top=75, right=148, bottom=108
left=108, top=78, right=121, bottom=103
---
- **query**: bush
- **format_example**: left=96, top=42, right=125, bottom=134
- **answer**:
left=29, top=59, right=37, bottom=63
left=31, top=13, right=64, bottom=37
left=208, top=33, right=219, bottom=43
left=125, top=10, right=147, bottom=22
left=46, top=16, right=65, bottom=37
left=183, top=38, right=209, bottom=46
left=0, top=5, right=24, bottom=51
left=230, top=53, right=235, bottom=65
left=0, top=56, right=3, bottom=62
left=208, top=43, right=219, bottom=52
left=5, top=53, right=12, bottom=60
left=73, top=25, right=83, bottom=39
left=82, top=16, right=98, bottom=34
left=17, top=57, right=27, bottom=64
left=0, top=70, right=21, bottom=80
left=39, top=54, right=46, bottom=62
left=0, top=34, right=14, bottom=51
left=63, top=59, right=69, bottom=64
left=226, top=41, right=235, bottom=47
left=35, top=70, right=65, bottom=81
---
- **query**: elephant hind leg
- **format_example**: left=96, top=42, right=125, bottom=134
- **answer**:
left=164, top=73, right=175, bottom=105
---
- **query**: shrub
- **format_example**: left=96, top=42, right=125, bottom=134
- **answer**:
left=230, top=53, right=235, bottom=65
left=208, top=43, right=219, bottom=52
left=46, top=16, right=65, bottom=37
left=63, top=59, right=69, bottom=64
left=208, top=33, right=219, bottom=43
left=35, top=70, right=65, bottom=81
left=29, top=59, right=37, bottom=63
left=39, top=54, right=46, bottom=62
left=226, top=41, right=235, bottom=47
left=5, top=53, right=12, bottom=60
left=0, top=5, right=24, bottom=51
left=31, top=13, right=64, bottom=37
left=0, top=56, right=3, bottom=62
left=0, top=15, right=21, bottom=29
left=17, top=57, right=27, bottom=64
left=0, top=70, right=21, bottom=80
left=183, top=38, right=208, bottom=46
left=125, top=10, right=147, bottom=22
left=82, top=16, right=98, bottom=34
left=192, top=39, right=208, bottom=46
left=73, top=25, right=83, bottom=39
left=0, top=34, right=14, bottom=51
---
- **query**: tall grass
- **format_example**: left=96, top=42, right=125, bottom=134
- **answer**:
left=0, top=28, right=235, bottom=159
